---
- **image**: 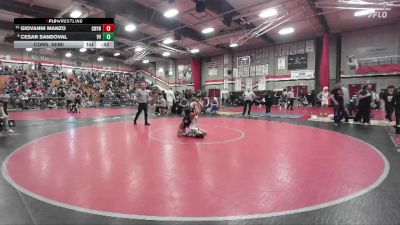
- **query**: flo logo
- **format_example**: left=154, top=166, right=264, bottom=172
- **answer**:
left=368, top=11, right=388, bottom=19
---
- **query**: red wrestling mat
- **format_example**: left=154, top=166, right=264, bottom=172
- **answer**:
left=8, top=108, right=134, bottom=120
left=3, top=117, right=388, bottom=220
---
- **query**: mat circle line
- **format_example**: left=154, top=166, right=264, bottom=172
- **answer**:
left=148, top=124, right=245, bottom=145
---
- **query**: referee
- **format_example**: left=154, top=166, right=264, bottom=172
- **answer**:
left=134, top=83, right=150, bottom=126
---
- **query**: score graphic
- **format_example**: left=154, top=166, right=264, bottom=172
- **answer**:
left=14, top=18, right=115, bottom=49
left=102, top=24, right=115, bottom=42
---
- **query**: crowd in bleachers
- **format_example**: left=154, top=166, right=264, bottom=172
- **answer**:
left=0, top=63, right=160, bottom=112
left=1, top=64, right=90, bottom=110
left=75, top=71, right=151, bottom=107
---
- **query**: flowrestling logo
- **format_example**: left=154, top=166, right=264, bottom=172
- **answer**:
left=368, top=10, right=389, bottom=19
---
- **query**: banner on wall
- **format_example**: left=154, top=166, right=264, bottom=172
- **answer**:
left=297, top=41, right=306, bottom=54
left=223, top=79, right=229, bottom=90
left=243, top=66, right=250, bottom=77
left=306, top=40, right=314, bottom=53
left=346, top=55, right=359, bottom=70
left=169, top=62, right=174, bottom=76
left=258, top=77, right=266, bottom=90
left=224, top=54, right=229, bottom=65
left=235, top=79, right=242, bottom=91
left=290, top=70, right=314, bottom=79
left=178, top=65, right=192, bottom=82
left=223, top=67, right=228, bottom=77
left=246, top=78, right=253, bottom=89
left=275, top=45, right=281, bottom=57
left=263, top=64, right=269, bottom=75
left=233, top=68, right=238, bottom=77
left=156, top=61, right=165, bottom=77
left=282, top=44, right=290, bottom=56
left=256, top=65, right=262, bottom=76
left=237, top=56, right=251, bottom=67
left=277, top=57, right=286, bottom=70
left=250, top=66, right=256, bottom=76
left=289, top=42, right=297, bottom=55
left=208, top=67, right=218, bottom=76
left=156, top=68, right=164, bottom=77
left=0, top=54, right=11, bottom=60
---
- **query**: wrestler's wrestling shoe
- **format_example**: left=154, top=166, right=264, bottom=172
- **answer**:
left=195, top=133, right=205, bottom=138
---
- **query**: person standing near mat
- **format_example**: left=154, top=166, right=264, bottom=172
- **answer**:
left=264, top=91, right=273, bottom=114
left=317, top=87, right=330, bottom=108
left=354, top=84, right=372, bottom=125
left=383, top=85, right=395, bottom=122
left=0, top=101, right=14, bottom=134
left=287, top=88, right=295, bottom=110
left=330, top=85, right=348, bottom=125
left=393, top=87, right=400, bottom=128
left=242, top=87, right=255, bottom=116
left=165, top=88, right=175, bottom=114
left=134, top=83, right=150, bottom=126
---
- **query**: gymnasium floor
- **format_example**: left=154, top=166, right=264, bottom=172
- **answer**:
left=1, top=107, right=400, bottom=225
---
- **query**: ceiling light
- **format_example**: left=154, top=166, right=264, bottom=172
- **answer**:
left=114, top=52, right=120, bottom=56
left=79, top=48, right=87, bottom=52
left=97, top=57, right=104, bottom=62
left=143, top=59, right=149, bottom=64
left=259, top=8, right=278, bottom=18
left=70, top=10, right=82, bottom=18
left=135, top=46, right=143, bottom=52
left=190, top=48, right=200, bottom=53
left=278, top=27, right=294, bottom=35
left=229, top=43, right=238, bottom=48
left=125, top=24, right=136, bottom=32
left=164, top=8, right=179, bottom=18
left=65, top=52, right=72, bottom=57
left=26, top=48, right=32, bottom=52
left=162, top=52, right=171, bottom=57
left=163, top=38, right=174, bottom=44
left=202, top=27, right=215, bottom=34
left=354, top=9, right=375, bottom=17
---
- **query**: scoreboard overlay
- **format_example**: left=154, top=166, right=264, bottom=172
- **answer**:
left=14, top=18, right=114, bottom=49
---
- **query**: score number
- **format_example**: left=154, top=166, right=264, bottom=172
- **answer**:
left=102, top=24, right=115, bottom=41
left=102, top=24, right=114, bottom=32
left=103, top=32, right=115, bottom=41
left=95, top=41, right=114, bottom=48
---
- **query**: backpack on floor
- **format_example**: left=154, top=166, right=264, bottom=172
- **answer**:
left=395, top=125, right=400, bottom=134
left=8, top=120, right=16, bottom=127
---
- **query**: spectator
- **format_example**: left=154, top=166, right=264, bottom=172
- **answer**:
left=264, top=91, right=273, bottom=114
left=317, top=87, right=330, bottom=108
left=382, top=85, right=395, bottom=122
left=155, top=95, right=167, bottom=116
left=354, top=84, right=372, bottom=125
left=0, top=101, right=14, bottom=134
left=392, top=87, right=400, bottom=128
left=165, top=88, right=175, bottom=113
left=287, top=88, right=295, bottom=110
left=330, top=85, right=349, bottom=125
left=210, top=97, right=219, bottom=114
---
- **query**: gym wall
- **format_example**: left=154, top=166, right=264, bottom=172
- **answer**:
left=0, top=44, right=136, bottom=72
left=339, top=22, right=400, bottom=90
